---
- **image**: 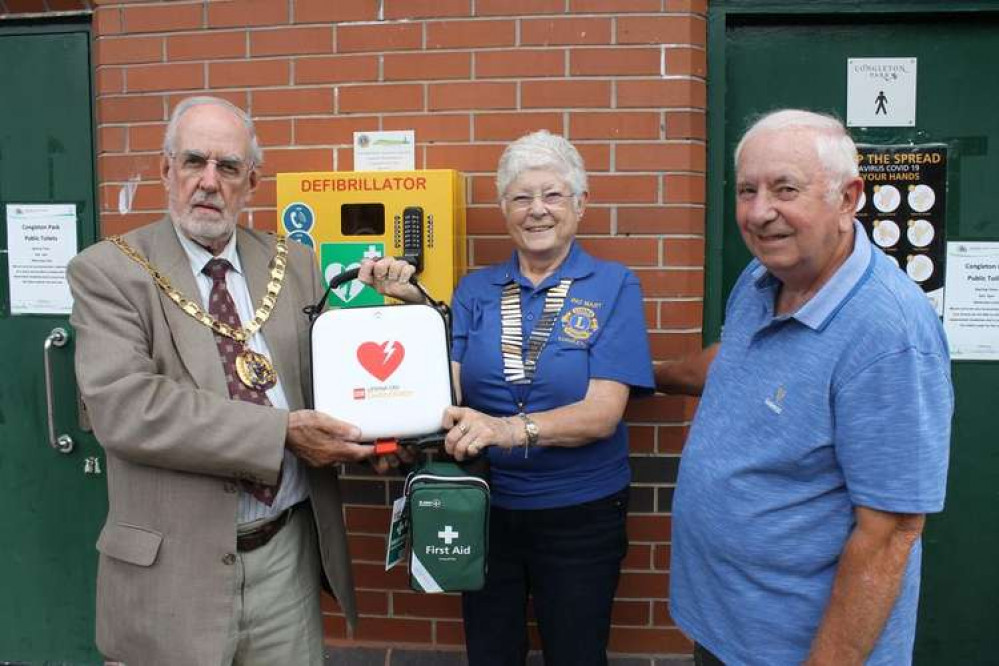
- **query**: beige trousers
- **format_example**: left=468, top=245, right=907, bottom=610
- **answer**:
left=221, top=507, right=324, bottom=666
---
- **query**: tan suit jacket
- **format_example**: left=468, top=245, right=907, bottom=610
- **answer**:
left=68, top=218, right=356, bottom=666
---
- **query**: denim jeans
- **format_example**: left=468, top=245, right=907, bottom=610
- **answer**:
left=461, top=488, right=629, bottom=666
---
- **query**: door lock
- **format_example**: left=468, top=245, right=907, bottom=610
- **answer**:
left=83, top=456, right=102, bottom=475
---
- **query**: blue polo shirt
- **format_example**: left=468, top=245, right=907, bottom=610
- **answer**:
left=671, top=222, right=952, bottom=666
left=451, top=242, right=654, bottom=510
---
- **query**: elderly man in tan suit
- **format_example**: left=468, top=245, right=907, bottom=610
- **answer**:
left=68, top=96, right=379, bottom=666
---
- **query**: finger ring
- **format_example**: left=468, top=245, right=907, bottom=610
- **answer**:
left=459, top=423, right=468, bottom=434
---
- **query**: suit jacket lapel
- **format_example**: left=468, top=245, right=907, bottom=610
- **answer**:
left=238, top=229, right=301, bottom=406
left=147, top=219, right=229, bottom=395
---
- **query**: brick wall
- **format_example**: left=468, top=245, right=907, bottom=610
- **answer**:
left=10, top=0, right=707, bottom=658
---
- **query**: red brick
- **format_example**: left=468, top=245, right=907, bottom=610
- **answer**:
left=295, top=116, right=375, bottom=145
left=96, top=67, right=124, bottom=94
left=167, top=91, right=249, bottom=116
left=666, top=110, right=706, bottom=140
left=643, top=301, right=659, bottom=330
left=384, top=114, right=471, bottom=142
left=652, top=599, right=676, bottom=626
left=352, top=561, right=410, bottom=590
left=123, top=3, right=202, bottom=33
left=426, top=144, right=505, bottom=172
left=578, top=238, right=657, bottom=266
left=435, top=621, right=466, bottom=645
left=127, top=63, right=203, bottom=93
left=650, top=331, right=701, bottom=357
left=589, top=174, right=657, bottom=203
left=102, top=182, right=166, bottom=213
left=427, top=20, right=515, bottom=49
left=475, top=112, right=563, bottom=141
left=384, top=0, right=469, bottom=19
left=522, top=17, right=612, bottom=46
left=3, top=0, right=45, bottom=11
left=99, top=126, right=127, bottom=153
left=94, top=6, right=122, bottom=35
left=653, top=542, right=672, bottom=569
left=667, top=0, right=708, bottom=13
left=294, top=0, right=378, bottom=23
left=658, top=300, right=703, bottom=329
left=656, top=422, right=695, bottom=454
left=167, top=31, right=246, bottom=61
left=571, top=48, right=660, bottom=76
left=250, top=27, right=333, bottom=57
left=99, top=95, right=165, bottom=123
left=522, top=79, right=610, bottom=109
left=209, top=59, right=289, bottom=88
left=337, top=23, right=422, bottom=54
left=665, top=173, right=705, bottom=204
left=465, top=207, right=505, bottom=234
left=618, top=206, right=703, bottom=234
left=622, top=540, right=654, bottom=569
left=475, top=49, right=565, bottom=79
left=618, top=142, right=705, bottom=172
left=352, top=616, right=433, bottom=643
left=666, top=46, right=707, bottom=77
left=295, top=54, right=379, bottom=84
left=348, top=534, right=388, bottom=561
left=627, top=425, right=657, bottom=455
left=618, top=78, right=707, bottom=109
left=468, top=175, right=499, bottom=205
left=429, top=82, right=515, bottom=111
left=619, top=15, right=706, bottom=46
left=339, top=84, right=424, bottom=113
left=248, top=209, right=276, bottom=232
left=98, top=35, right=161, bottom=65
left=344, top=505, right=391, bottom=533
left=384, top=52, right=471, bottom=81
left=609, top=627, right=691, bottom=653
left=611, top=599, right=652, bottom=626
left=255, top=118, right=292, bottom=147
left=636, top=268, right=704, bottom=298
left=570, top=0, right=661, bottom=10
left=617, top=570, right=668, bottom=598
left=128, top=123, right=166, bottom=152
left=208, top=0, right=289, bottom=28
left=99, top=212, right=162, bottom=237
left=568, top=112, right=659, bottom=140
left=321, top=614, right=348, bottom=639
left=335, top=147, right=354, bottom=171
left=470, top=237, right=517, bottom=267
left=578, top=143, right=611, bottom=172
left=477, top=0, right=562, bottom=15
left=664, top=237, right=704, bottom=267
left=393, top=592, right=462, bottom=618
left=256, top=147, right=333, bottom=178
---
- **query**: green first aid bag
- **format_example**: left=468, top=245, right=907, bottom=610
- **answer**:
left=404, top=461, right=490, bottom=593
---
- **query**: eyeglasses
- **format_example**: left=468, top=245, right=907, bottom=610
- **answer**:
left=506, top=191, right=571, bottom=211
left=169, top=150, right=251, bottom=181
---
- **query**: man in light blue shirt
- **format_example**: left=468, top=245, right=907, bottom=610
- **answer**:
left=656, top=109, right=952, bottom=665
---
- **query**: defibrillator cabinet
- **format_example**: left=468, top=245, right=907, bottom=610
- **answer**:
left=276, top=169, right=466, bottom=308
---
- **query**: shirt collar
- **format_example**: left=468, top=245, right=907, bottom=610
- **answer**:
left=751, top=219, right=874, bottom=331
left=489, top=241, right=596, bottom=287
left=173, top=224, right=242, bottom=277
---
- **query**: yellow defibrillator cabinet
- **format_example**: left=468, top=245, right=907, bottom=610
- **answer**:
left=276, top=169, right=466, bottom=308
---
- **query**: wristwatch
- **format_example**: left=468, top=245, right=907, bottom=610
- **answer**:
left=518, top=413, right=540, bottom=450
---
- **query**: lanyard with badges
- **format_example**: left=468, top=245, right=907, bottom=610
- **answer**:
left=500, top=277, right=573, bottom=426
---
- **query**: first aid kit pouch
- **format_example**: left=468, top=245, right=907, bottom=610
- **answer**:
left=405, top=461, right=489, bottom=593
left=311, top=303, right=453, bottom=440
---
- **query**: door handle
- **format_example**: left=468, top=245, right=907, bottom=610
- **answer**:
left=43, top=327, right=75, bottom=454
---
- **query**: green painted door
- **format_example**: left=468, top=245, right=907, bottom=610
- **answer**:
left=0, top=23, right=104, bottom=664
left=710, top=6, right=999, bottom=663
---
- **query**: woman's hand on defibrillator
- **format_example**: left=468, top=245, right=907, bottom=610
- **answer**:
left=358, top=256, right=423, bottom=303
left=442, top=406, right=519, bottom=461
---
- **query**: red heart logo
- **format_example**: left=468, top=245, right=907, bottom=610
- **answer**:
left=356, top=341, right=406, bottom=382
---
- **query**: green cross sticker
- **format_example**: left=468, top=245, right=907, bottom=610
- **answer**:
left=319, top=242, right=386, bottom=308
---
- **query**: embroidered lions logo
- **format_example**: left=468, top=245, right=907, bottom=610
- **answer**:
left=561, top=306, right=599, bottom=342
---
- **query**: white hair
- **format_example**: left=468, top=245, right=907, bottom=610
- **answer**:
left=495, top=130, right=588, bottom=207
left=163, top=96, right=263, bottom=167
left=735, top=109, right=859, bottom=199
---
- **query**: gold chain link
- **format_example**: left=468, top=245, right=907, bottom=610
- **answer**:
left=108, top=234, right=288, bottom=344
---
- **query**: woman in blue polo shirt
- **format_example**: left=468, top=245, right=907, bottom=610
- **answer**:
left=362, top=130, right=653, bottom=666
